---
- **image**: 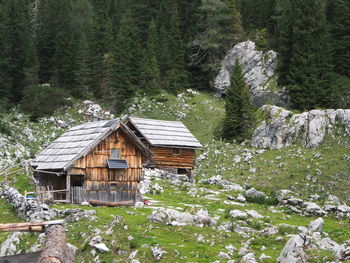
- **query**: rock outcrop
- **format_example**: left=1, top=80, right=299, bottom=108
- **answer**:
left=277, top=234, right=310, bottom=263
left=214, top=41, right=285, bottom=106
left=252, top=105, right=350, bottom=149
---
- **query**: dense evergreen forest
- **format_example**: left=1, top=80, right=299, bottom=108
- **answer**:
left=0, top=0, right=349, bottom=118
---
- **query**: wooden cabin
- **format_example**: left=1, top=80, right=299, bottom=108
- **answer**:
left=31, top=120, right=152, bottom=204
left=125, top=117, right=202, bottom=174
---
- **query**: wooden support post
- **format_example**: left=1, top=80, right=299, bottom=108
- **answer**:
left=66, top=171, right=71, bottom=203
left=37, top=224, right=74, bottom=263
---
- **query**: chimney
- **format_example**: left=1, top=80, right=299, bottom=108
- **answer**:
left=92, top=116, right=99, bottom=122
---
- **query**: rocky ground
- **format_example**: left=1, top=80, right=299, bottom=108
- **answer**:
left=1, top=89, right=350, bottom=262
left=2, top=169, right=350, bottom=262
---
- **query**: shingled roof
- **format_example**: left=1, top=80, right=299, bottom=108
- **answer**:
left=127, top=117, right=202, bottom=149
left=31, top=120, right=151, bottom=171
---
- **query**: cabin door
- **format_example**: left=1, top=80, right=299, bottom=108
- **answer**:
left=70, top=174, right=84, bottom=187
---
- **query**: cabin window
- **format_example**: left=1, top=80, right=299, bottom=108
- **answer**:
left=110, top=183, right=118, bottom=191
left=111, top=148, right=120, bottom=158
left=173, top=148, right=181, bottom=155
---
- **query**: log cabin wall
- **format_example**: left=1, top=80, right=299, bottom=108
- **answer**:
left=70, top=129, right=144, bottom=202
left=149, top=146, right=196, bottom=169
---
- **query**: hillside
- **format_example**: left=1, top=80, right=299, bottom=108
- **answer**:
left=1, top=91, right=350, bottom=262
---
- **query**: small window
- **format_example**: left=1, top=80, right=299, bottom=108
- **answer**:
left=173, top=148, right=181, bottom=155
left=110, top=183, right=118, bottom=191
left=111, top=148, right=120, bottom=158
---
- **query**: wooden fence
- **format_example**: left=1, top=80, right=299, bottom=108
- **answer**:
left=36, top=186, right=137, bottom=204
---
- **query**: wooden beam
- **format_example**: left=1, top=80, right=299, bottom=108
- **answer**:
left=0, top=220, right=65, bottom=232
left=66, top=171, right=71, bottom=203
left=89, top=199, right=134, bottom=207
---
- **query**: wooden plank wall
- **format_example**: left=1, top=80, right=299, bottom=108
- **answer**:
left=150, top=147, right=196, bottom=169
left=70, top=129, right=144, bottom=200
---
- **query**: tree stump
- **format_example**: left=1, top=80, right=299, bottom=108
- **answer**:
left=37, top=224, right=74, bottom=263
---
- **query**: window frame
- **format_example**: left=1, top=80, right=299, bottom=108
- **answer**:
left=111, top=148, right=120, bottom=159
left=173, top=148, right=181, bottom=155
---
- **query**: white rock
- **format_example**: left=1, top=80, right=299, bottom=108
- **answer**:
left=259, top=253, right=272, bottom=261
left=241, top=252, right=258, bottom=263
left=245, top=188, right=266, bottom=200
left=308, top=217, right=324, bottom=233
left=218, top=251, right=231, bottom=259
left=93, top=243, right=109, bottom=253
left=193, top=209, right=216, bottom=226
left=148, top=208, right=194, bottom=225
left=337, top=205, right=350, bottom=213
left=214, top=41, right=278, bottom=98
left=230, top=209, right=248, bottom=219
left=277, top=234, right=310, bottom=263
left=252, top=106, right=350, bottom=149
left=246, top=210, right=264, bottom=219
left=151, top=245, right=167, bottom=260
left=305, top=202, right=326, bottom=215
left=238, top=244, right=251, bottom=256
left=0, top=232, right=22, bottom=256
left=236, top=194, right=246, bottom=202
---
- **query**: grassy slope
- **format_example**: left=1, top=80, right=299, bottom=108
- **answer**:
left=1, top=90, right=350, bottom=262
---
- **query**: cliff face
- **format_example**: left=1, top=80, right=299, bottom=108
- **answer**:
left=252, top=105, right=350, bottom=149
left=214, top=41, right=287, bottom=107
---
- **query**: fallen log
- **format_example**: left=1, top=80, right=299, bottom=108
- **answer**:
left=89, top=199, right=134, bottom=207
left=37, top=224, right=74, bottom=263
left=0, top=220, right=64, bottom=232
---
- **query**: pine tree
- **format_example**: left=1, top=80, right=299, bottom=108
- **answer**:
left=277, top=0, right=333, bottom=110
left=191, top=0, right=243, bottom=83
left=0, top=0, right=38, bottom=103
left=164, top=5, right=189, bottom=93
left=222, top=60, right=255, bottom=142
left=109, top=10, right=142, bottom=113
left=140, top=20, right=161, bottom=95
left=327, top=0, right=350, bottom=76
left=52, top=0, right=80, bottom=96
left=35, top=0, right=56, bottom=84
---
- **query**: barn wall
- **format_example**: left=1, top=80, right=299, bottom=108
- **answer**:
left=149, top=146, right=196, bottom=169
left=71, top=129, right=144, bottom=201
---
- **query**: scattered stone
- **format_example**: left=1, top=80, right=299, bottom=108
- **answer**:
left=238, top=244, right=251, bottom=256
left=148, top=208, right=194, bottom=226
left=93, top=243, right=109, bottom=253
left=241, top=252, right=258, bottom=263
left=308, top=218, right=324, bottom=233
left=259, top=253, right=272, bottom=261
left=245, top=188, right=266, bottom=200
left=305, top=202, right=326, bottom=216
left=230, top=210, right=248, bottom=219
left=0, top=232, right=22, bottom=256
left=193, top=209, right=216, bottom=227
left=246, top=210, right=264, bottom=219
left=218, top=251, right=231, bottom=259
left=151, top=245, right=167, bottom=260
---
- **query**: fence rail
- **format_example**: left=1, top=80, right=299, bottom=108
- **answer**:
left=36, top=186, right=137, bottom=204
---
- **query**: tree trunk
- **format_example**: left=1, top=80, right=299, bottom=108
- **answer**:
left=37, top=224, right=74, bottom=263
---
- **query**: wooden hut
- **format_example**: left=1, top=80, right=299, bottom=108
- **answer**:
left=31, top=120, right=152, bottom=204
left=125, top=117, right=202, bottom=174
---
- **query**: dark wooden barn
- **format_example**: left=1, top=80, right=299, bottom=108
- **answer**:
left=31, top=120, right=152, bottom=204
left=125, top=117, right=202, bottom=174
